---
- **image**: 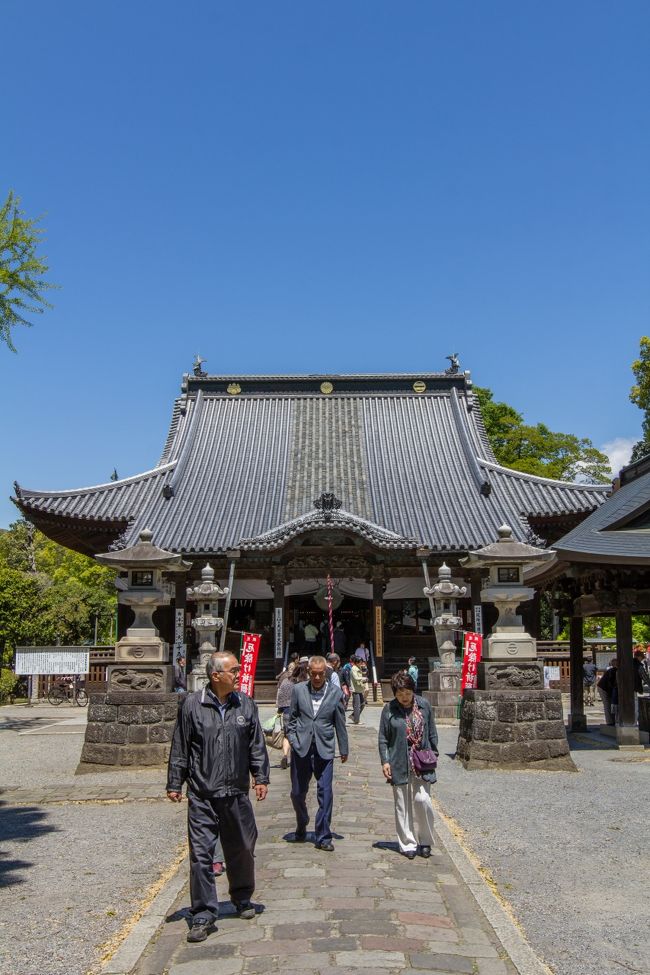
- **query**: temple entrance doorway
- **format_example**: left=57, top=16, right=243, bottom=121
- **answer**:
left=288, top=594, right=371, bottom=660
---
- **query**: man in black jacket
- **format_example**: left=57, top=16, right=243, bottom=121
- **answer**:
left=167, top=651, right=270, bottom=943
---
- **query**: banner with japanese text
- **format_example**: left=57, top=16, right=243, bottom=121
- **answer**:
left=460, top=632, right=483, bottom=694
left=239, top=632, right=261, bottom=697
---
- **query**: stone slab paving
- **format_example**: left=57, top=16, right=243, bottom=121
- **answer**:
left=132, top=727, right=522, bottom=975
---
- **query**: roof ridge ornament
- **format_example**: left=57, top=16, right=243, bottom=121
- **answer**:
left=445, top=353, right=460, bottom=375
left=193, top=354, right=207, bottom=377
left=314, top=492, right=342, bottom=522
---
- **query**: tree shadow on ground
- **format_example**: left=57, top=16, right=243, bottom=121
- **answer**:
left=0, top=801, right=59, bottom=888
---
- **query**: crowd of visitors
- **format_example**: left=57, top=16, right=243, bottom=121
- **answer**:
left=166, top=649, right=435, bottom=944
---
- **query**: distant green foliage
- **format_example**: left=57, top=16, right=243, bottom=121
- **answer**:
left=474, top=386, right=611, bottom=483
left=0, top=191, right=57, bottom=351
left=556, top=615, right=650, bottom=645
left=630, top=337, right=650, bottom=463
left=0, top=670, right=19, bottom=703
left=0, top=520, right=117, bottom=662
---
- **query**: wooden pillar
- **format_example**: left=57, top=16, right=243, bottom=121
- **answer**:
left=615, top=610, right=639, bottom=745
left=372, top=580, right=385, bottom=679
left=272, top=576, right=286, bottom=676
left=568, top=615, right=586, bottom=731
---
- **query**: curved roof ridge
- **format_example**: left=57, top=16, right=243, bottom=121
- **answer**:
left=15, top=461, right=175, bottom=500
left=238, top=505, right=419, bottom=551
left=480, top=458, right=611, bottom=492
left=450, top=387, right=492, bottom=497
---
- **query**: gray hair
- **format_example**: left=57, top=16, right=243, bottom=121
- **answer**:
left=206, top=652, right=236, bottom=677
left=308, top=655, right=327, bottom=669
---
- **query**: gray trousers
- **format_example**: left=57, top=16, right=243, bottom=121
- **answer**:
left=187, top=792, right=258, bottom=922
left=597, top=686, right=615, bottom=726
left=352, top=692, right=365, bottom=724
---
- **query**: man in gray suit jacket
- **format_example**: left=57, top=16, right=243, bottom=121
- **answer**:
left=287, top=655, right=349, bottom=851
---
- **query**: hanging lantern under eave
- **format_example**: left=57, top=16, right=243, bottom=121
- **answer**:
left=314, top=586, right=344, bottom=611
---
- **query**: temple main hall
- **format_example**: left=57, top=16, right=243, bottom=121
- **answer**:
left=13, top=365, right=608, bottom=682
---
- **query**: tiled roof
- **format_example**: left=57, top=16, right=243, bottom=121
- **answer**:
left=14, top=372, right=609, bottom=555
left=553, top=463, right=650, bottom=563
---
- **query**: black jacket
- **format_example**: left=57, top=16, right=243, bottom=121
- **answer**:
left=166, top=688, right=270, bottom=797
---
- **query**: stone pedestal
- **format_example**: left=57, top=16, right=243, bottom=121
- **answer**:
left=456, top=689, right=576, bottom=771
left=79, top=692, right=182, bottom=768
left=106, top=662, right=173, bottom=693
left=424, top=668, right=460, bottom=720
left=477, top=660, right=543, bottom=690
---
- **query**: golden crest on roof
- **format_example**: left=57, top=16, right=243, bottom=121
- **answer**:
left=413, top=381, right=426, bottom=393
left=227, top=383, right=242, bottom=395
left=320, top=381, right=334, bottom=395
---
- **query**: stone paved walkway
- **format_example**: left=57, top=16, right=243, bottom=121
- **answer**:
left=131, top=727, right=524, bottom=975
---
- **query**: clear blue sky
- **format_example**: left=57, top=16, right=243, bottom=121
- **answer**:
left=2, top=1, right=649, bottom=528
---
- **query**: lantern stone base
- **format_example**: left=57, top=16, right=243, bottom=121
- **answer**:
left=477, top=660, right=543, bottom=690
left=78, top=692, right=182, bottom=769
left=456, top=689, right=577, bottom=771
left=106, top=662, right=173, bottom=694
left=423, top=669, right=461, bottom=720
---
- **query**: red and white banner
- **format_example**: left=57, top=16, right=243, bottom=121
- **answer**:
left=461, top=632, right=483, bottom=694
left=239, top=632, right=261, bottom=697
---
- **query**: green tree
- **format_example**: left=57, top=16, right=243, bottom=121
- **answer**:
left=0, top=520, right=117, bottom=654
left=0, top=191, right=56, bottom=351
left=475, top=387, right=611, bottom=483
left=629, top=336, right=650, bottom=462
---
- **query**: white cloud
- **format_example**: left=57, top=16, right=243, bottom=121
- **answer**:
left=600, top=437, right=636, bottom=476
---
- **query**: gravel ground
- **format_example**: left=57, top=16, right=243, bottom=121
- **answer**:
left=361, top=704, right=649, bottom=975
left=0, top=705, right=186, bottom=975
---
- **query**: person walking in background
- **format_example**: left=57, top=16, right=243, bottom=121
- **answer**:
left=287, top=655, right=348, bottom=851
left=597, top=659, right=617, bottom=727
left=378, top=670, right=438, bottom=860
left=276, top=664, right=295, bottom=770
left=173, top=655, right=187, bottom=693
left=166, top=651, right=270, bottom=943
left=407, top=657, right=419, bottom=691
left=583, top=657, right=597, bottom=706
left=333, top=621, right=346, bottom=654
left=326, top=652, right=342, bottom=690
left=349, top=655, right=367, bottom=725
left=304, top=621, right=319, bottom=649
left=354, top=641, right=369, bottom=664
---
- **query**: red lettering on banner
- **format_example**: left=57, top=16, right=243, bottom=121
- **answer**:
left=461, top=632, right=483, bottom=694
left=239, top=632, right=261, bottom=697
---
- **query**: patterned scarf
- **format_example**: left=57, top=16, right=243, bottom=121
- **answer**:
left=405, top=697, right=424, bottom=759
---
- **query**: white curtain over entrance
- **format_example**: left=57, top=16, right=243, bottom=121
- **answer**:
left=224, top=577, right=441, bottom=600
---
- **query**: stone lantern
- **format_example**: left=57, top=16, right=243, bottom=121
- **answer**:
left=461, top=525, right=554, bottom=689
left=186, top=564, right=229, bottom=691
left=425, top=562, right=466, bottom=667
left=422, top=563, right=466, bottom=718
left=79, top=530, right=190, bottom=770
left=455, top=526, right=574, bottom=770
left=95, top=529, right=191, bottom=692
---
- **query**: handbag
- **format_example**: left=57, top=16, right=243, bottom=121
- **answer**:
left=411, top=747, right=438, bottom=776
left=263, top=714, right=284, bottom=750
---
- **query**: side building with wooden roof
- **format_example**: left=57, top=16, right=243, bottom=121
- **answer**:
left=13, top=367, right=609, bottom=681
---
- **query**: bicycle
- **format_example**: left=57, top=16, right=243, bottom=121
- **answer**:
left=47, top=677, right=88, bottom=707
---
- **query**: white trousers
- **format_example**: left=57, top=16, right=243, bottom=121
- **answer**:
left=392, top=772, right=436, bottom=853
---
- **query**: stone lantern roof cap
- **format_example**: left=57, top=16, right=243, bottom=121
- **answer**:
left=95, top=529, right=192, bottom=571
left=460, top=524, right=555, bottom=567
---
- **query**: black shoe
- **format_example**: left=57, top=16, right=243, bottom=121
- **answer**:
left=315, top=841, right=334, bottom=852
left=401, top=850, right=417, bottom=860
left=419, top=845, right=432, bottom=858
left=294, top=828, right=307, bottom=842
left=234, top=901, right=256, bottom=920
left=187, top=919, right=216, bottom=942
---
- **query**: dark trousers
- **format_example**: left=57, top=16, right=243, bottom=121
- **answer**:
left=352, top=691, right=365, bottom=723
left=187, top=792, right=258, bottom=922
left=290, top=743, right=334, bottom=845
